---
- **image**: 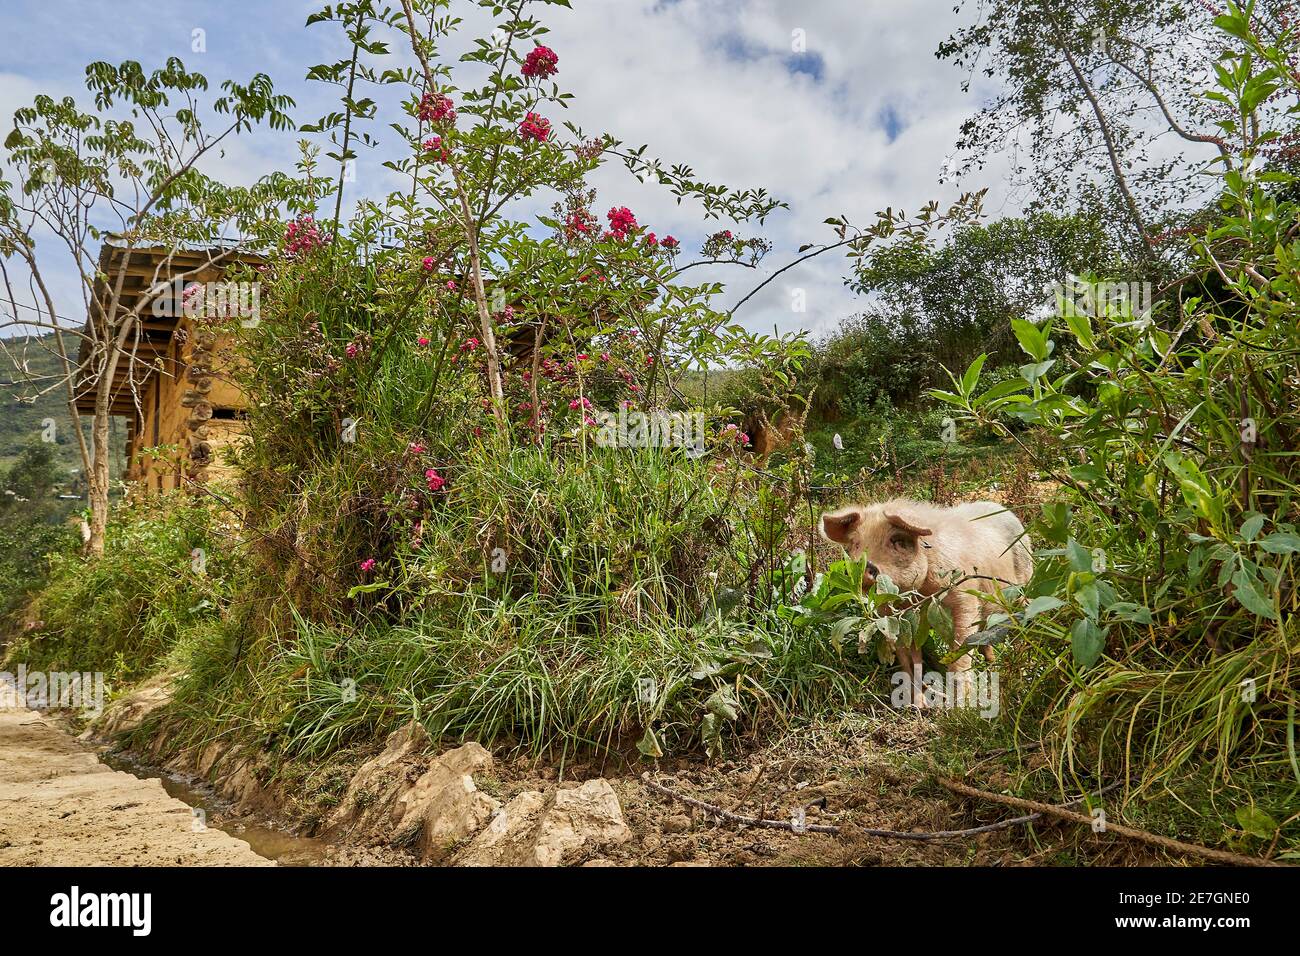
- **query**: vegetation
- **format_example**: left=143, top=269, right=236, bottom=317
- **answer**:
left=1, top=0, right=1297, bottom=862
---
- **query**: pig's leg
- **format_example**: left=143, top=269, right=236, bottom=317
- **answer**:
left=946, top=596, right=981, bottom=708
left=894, top=642, right=926, bottom=710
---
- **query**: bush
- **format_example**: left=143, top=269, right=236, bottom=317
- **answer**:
left=4, top=495, right=239, bottom=683
left=937, top=13, right=1300, bottom=853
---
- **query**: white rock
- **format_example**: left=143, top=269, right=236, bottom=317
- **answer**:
left=455, top=779, right=631, bottom=867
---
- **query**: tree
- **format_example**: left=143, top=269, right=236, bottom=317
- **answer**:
left=0, top=59, right=295, bottom=555
left=0, top=441, right=62, bottom=517
left=939, top=0, right=1299, bottom=257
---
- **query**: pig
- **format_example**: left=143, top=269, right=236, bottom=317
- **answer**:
left=820, top=498, right=1032, bottom=709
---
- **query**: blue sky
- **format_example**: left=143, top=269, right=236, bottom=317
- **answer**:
left=0, top=0, right=1013, bottom=338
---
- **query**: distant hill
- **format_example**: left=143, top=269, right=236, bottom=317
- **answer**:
left=0, top=332, right=126, bottom=492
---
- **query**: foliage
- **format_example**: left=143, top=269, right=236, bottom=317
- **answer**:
left=3, top=495, right=238, bottom=683
left=936, top=4, right=1300, bottom=852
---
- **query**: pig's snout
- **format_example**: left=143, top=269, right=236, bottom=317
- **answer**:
left=862, top=561, right=880, bottom=587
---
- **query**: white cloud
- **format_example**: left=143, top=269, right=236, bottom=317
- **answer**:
left=1, top=0, right=1019, bottom=340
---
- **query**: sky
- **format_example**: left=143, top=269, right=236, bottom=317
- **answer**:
left=0, top=0, right=1018, bottom=340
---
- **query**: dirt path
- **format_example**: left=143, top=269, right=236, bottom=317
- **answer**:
left=0, top=701, right=273, bottom=866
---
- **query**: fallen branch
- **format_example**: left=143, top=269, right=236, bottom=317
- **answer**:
left=640, top=772, right=1123, bottom=842
left=936, top=774, right=1286, bottom=868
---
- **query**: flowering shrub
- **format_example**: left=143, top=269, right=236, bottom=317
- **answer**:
left=518, top=112, right=551, bottom=142
left=223, top=0, right=844, bottom=760
left=283, top=214, right=329, bottom=257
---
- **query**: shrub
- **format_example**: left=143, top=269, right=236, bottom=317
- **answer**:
left=936, top=10, right=1300, bottom=852
left=4, top=495, right=239, bottom=683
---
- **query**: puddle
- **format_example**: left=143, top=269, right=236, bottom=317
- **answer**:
left=102, top=751, right=328, bottom=866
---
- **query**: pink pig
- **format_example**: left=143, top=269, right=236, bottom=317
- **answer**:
left=821, top=499, right=1032, bottom=709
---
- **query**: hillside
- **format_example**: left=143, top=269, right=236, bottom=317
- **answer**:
left=0, top=332, right=126, bottom=486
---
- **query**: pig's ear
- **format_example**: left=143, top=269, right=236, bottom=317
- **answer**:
left=821, top=508, right=862, bottom=545
left=884, top=512, right=933, bottom=537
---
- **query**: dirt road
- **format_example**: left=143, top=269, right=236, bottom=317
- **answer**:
left=0, top=700, right=272, bottom=866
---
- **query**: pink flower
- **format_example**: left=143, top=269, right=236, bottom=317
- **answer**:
left=408, top=442, right=426, bottom=455
left=644, top=232, right=658, bottom=248
left=600, top=352, right=611, bottom=363
left=565, top=212, right=593, bottom=237
left=345, top=343, right=359, bottom=359
left=576, top=353, right=589, bottom=361
left=418, top=92, right=456, bottom=125
left=284, top=214, right=329, bottom=257
left=519, top=112, right=551, bottom=142
left=460, top=337, right=480, bottom=351
left=425, top=468, right=446, bottom=493
left=418, top=336, right=430, bottom=347
left=422, top=136, right=450, bottom=163
left=422, top=256, right=436, bottom=272
left=521, top=45, right=559, bottom=79
left=606, top=206, right=638, bottom=240
left=360, top=558, right=376, bottom=573
left=446, top=280, right=457, bottom=291
left=569, top=396, right=592, bottom=410
left=662, top=235, right=679, bottom=250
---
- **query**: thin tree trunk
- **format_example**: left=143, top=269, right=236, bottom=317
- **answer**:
left=399, top=0, right=507, bottom=427
left=1060, top=42, right=1157, bottom=260
left=332, top=34, right=360, bottom=240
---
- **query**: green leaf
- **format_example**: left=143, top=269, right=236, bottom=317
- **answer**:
left=1011, top=318, right=1049, bottom=361
left=1070, top=618, right=1105, bottom=668
left=961, top=353, right=987, bottom=397
left=1240, top=513, right=1266, bottom=542
left=346, top=580, right=389, bottom=599
left=1018, top=360, right=1055, bottom=383
left=636, top=726, right=663, bottom=759
left=1257, top=532, right=1300, bottom=554
left=1231, top=568, right=1278, bottom=620
left=1108, top=602, right=1154, bottom=625
left=1075, top=582, right=1101, bottom=622
left=926, top=599, right=954, bottom=644
left=1023, top=595, right=1065, bottom=620
left=1235, top=806, right=1276, bottom=839
left=705, top=686, right=740, bottom=722
left=1066, top=539, right=1093, bottom=573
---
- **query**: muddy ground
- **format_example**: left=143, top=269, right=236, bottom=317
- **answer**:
left=0, top=706, right=271, bottom=866
left=0, top=689, right=1175, bottom=867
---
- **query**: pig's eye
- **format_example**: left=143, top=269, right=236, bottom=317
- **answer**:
left=889, top=533, right=913, bottom=550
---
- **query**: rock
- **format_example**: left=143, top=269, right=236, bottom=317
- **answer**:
left=195, top=741, right=227, bottom=779
left=662, top=813, right=692, bottom=833
left=665, top=842, right=696, bottom=864
left=393, top=743, right=500, bottom=862
left=324, top=721, right=431, bottom=838
left=80, top=671, right=177, bottom=742
left=455, top=779, right=631, bottom=867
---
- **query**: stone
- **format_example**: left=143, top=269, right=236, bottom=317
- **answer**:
left=393, top=742, right=500, bottom=862
left=323, top=721, right=431, bottom=838
left=455, top=779, right=631, bottom=867
left=662, top=813, right=692, bottom=833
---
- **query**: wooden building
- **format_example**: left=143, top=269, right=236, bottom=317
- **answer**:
left=73, top=240, right=260, bottom=493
